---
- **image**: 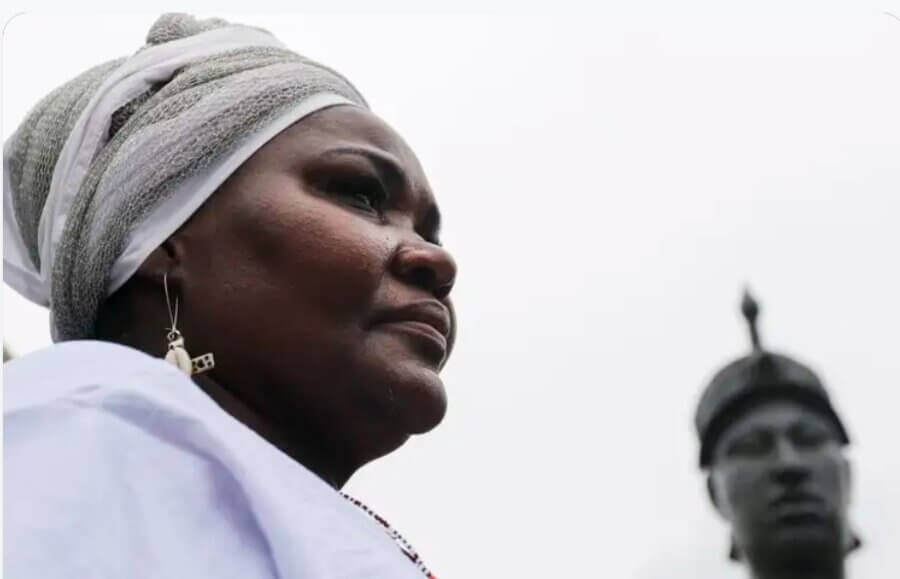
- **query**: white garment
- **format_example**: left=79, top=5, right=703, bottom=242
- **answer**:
left=3, top=340, right=424, bottom=579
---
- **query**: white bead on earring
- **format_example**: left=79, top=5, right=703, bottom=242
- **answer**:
left=163, top=273, right=215, bottom=376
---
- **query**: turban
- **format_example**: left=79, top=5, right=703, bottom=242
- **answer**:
left=4, top=13, right=368, bottom=340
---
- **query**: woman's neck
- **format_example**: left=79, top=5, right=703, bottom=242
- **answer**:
left=193, top=373, right=356, bottom=489
left=95, top=285, right=361, bottom=488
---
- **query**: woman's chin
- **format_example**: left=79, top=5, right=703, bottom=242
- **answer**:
left=391, top=367, right=448, bottom=435
left=406, top=397, right=448, bottom=435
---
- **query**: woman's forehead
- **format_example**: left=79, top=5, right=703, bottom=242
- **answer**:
left=275, top=107, right=419, bottom=165
left=254, top=105, right=434, bottom=198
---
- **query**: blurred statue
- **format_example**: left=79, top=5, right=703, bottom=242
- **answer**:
left=695, top=290, right=859, bottom=579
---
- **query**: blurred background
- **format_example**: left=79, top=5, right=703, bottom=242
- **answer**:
left=3, top=4, right=899, bottom=577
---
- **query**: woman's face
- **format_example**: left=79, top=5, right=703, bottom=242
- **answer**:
left=171, top=105, right=456, bottom=465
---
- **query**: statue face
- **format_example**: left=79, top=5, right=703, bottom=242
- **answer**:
left=708, top=399, right=851, bottom=568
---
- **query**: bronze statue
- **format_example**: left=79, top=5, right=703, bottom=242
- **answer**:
left=695, top=290, right=859, bottom=579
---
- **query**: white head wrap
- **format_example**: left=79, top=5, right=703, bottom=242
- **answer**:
left=4, top=14, right=367, bottom=340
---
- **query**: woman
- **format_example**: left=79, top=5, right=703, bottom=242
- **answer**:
left=4, top=14, right=455, bottom=579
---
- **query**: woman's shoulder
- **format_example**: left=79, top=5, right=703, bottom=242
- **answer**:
left=4, top=340, right=423, bottom=578
left=4, top=340, right=179, bottom=410
left=3, top=341, right=243, bottom=505
left=3, top=339, right=233, bottom=436
left=4, top=341, right=420, bottom=577
left=3, top=342, right=276, bottom=576
left=3, top=340, right=256, bottom=483
left=3, top=340, right=254, bottom=537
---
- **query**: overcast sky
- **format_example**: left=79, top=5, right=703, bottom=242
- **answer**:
left=3, top=4, right=899, bottom=577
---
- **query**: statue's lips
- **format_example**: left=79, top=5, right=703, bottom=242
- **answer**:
left=768, top=492, right=827, bottom=526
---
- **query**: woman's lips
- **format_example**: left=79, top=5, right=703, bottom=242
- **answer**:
left=373, top=301, right=451, bottom=359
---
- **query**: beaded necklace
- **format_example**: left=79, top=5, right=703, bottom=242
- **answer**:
left=341, top=493, right=437, bottom=579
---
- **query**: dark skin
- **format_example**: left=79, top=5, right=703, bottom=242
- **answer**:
left=95, top=105, right=457, bottom=489
left=707, top=399, right=852, bottom=579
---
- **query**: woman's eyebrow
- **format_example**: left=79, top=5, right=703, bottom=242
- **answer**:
left=319, top=146, right=408, bottom=190
left=321, top=145, right=442, bottom=240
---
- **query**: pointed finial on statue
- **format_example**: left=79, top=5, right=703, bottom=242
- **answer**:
left=741, top=286, right=761, bottom=352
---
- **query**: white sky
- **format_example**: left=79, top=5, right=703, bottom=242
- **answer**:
left=3, top=4, right=899, bottom=578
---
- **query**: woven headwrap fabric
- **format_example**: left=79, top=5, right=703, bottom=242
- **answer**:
left=3, top=14, right=368, bottom=341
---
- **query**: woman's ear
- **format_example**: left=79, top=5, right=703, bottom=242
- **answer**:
left=132, top=238, right=180, bottom=285
left=94, top=238, right=180, bottom=346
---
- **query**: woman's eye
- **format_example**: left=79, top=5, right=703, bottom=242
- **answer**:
left=332, top=175, right=387, bottom=214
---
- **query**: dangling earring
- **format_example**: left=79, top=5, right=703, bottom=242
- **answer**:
left=163, top=273, right=215, bottom=376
